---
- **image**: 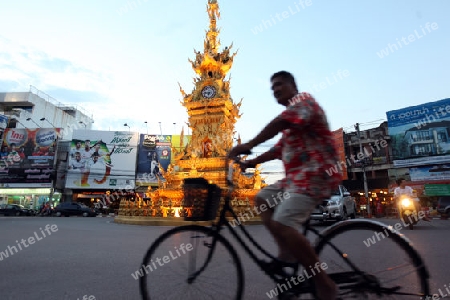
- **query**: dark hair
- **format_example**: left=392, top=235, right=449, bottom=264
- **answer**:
left=396, top=178, right=405, bottom=186
left=270, top=71, right=298, bottom=91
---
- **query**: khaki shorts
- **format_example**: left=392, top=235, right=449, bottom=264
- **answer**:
left=256, top=183, right=319, bottom=228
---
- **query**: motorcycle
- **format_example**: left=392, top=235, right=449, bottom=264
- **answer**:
left=398, top=195, right=419, bottom=230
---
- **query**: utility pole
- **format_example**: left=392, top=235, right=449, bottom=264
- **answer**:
left=355, top=123, right=371, bottom=217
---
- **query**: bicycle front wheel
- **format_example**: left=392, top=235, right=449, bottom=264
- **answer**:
left=139, top=225, right=244, bottom=300
left=315, top=220, right=429, bottom=299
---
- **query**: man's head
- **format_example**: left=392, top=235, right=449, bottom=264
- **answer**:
left=92, top=152, right=99, bottom=162
left=396, top=178, right=406, bottom=187
left=270, top=71, right=298, bottom=106
left=76, top=141, right=81, bottom=148
left=85, top=140, right=91, bottom=150
left=75, top=152, right=81, bottom=161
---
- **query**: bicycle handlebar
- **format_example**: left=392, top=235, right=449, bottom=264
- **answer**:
left=226, top=150, right=252, bottom=186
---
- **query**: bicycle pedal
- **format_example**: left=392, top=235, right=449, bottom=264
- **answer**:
left=202, top=242, right=213, bottom=248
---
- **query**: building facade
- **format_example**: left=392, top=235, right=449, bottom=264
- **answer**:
left=0, top=86, right=93, bottom=210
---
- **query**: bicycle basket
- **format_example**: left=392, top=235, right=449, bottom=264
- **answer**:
left=183, top=178, right=221, bottom=221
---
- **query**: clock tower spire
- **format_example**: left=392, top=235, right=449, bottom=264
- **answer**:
left=180, top=0, right=241, bottom=161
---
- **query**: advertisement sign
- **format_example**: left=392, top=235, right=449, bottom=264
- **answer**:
left=0, top=128, right=60, bottom=187
left=424, top=184, right=450, bottom=196
left=65, top=130, right=139, bottom=190
left=332, top=128, right=347, bottom=180
left=386, top=98, right=450, bottom=167
left=0, top=114, right=8, bottom=148
left=136, top=134, right=172, bottom=187
left=409, top=164, right=450, bottom=181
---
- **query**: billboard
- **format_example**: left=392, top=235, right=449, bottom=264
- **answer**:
left=0, top=114, right=8, bottom=148
left=409, top=164, right=450, bottom=181
left=136, top=134, right=172, bottom=187
left=332, top=128, right=347, bottom=180
left=0, top=128, right=60, bottom=187
left=386, top=98, right=450, bottom=167
left=65, top=130, right=139, bottom=190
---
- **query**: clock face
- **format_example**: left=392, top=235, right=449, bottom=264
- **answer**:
left=201, top=85, right=216, bottom=99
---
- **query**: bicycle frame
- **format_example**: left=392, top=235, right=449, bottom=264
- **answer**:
left=184, top=157, right=428, bottom=297
left=189, top=158, right=366, bottom=288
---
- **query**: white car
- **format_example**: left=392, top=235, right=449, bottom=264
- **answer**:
left=311, top=185, right=357, bottom=222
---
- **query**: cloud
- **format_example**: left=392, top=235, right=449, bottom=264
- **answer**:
left=0, top=35, right=113, bottom=95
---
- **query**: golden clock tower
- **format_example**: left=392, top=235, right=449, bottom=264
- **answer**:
left=179, top=0, right=241, bottom=162
left=116, top=0, right=265, bottom=222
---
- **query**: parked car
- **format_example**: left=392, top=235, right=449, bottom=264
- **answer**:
left=436, top=196, right=450, bottom=215
left=0, top=204, right=34, bottom=216
left=54, top=202, right=97, bottom=217
left=311, top=185, right=357, bottom=222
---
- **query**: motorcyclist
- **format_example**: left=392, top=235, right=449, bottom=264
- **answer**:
left=394, top=178, right=430, bottom=222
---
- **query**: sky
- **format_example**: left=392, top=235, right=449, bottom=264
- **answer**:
left=0, top=0, right=449, bottom=145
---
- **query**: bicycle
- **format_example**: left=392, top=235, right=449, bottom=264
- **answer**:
left=139, top=155, right=430, bottom=299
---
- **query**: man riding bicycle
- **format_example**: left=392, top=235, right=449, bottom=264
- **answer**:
left=228, top=71, right=340, bottom=300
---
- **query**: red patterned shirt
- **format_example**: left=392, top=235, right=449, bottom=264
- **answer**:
left=271, top=93, right=342, bottom=200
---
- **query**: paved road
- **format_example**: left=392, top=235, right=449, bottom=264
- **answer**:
left=0, top=216, right=448, bottom=300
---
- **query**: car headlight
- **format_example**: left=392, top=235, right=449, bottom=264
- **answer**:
left=401, top=198, right=412, bottom=207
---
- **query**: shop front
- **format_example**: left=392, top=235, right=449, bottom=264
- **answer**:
left=70, top=190, right=136, bottom=215
left=0, top=188, right=61, bottom=210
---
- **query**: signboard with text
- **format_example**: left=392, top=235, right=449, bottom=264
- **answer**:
left=0, top=128, right=60, bottom=187
left=65, top=130, right=139, bottom=190
left=136, top=134, right=172, bottom=187
left=386, top=98, right=450, bottom=167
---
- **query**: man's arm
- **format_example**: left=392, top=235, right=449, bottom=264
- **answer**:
left=246, top=149, right=279, bottom=167
left=247, top=115, right=289, bottom=148
left=228, top=115, right=289, bottom=158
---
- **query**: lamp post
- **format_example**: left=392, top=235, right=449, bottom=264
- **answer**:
left=26, top=118, right=41, bottom=128
left=159, top=122, right=162, bottom=135
left=144, top=121, right=148, bottom=134
left=173, top=122, right=176, bottom=134
left=40, top=117, right=55, bottom=128
left=12, top=118, right=27, bottom=128
left=124, top=123, right=130, bottom=132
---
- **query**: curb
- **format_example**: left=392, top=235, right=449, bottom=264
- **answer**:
left=113, top=216, right=262, bottom=226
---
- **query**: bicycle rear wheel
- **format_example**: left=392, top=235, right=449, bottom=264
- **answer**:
left=139, top=225, right=244, bottom=300
left=314, top=220, right=429, bottom=299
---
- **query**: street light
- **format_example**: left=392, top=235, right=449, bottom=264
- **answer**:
left=40, top=117, right=55, bottom=127
left=158, top=122, right=162, bottom=135
left=144, top=121, right=148, bottom=134
left=12, top=118, right=27, bottom=128
left=124, top=123, right=130, bottom=132
left=26, top=118, right=41, bottom=128
left=173, top=122, right=176, bottom=134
